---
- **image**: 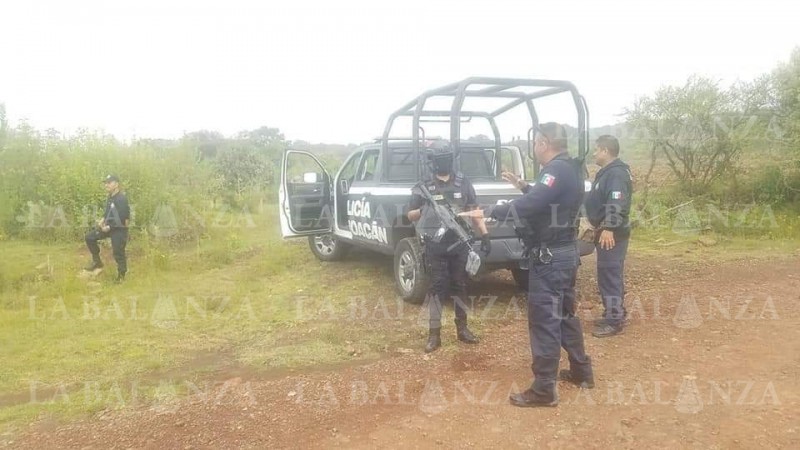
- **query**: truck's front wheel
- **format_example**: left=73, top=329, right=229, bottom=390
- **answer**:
left=394, top=238, right=429, bottom=304
left=308, top=234, right=350, bottom=261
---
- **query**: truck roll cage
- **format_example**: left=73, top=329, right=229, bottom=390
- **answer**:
left=380, top=77, right=590, bottom=180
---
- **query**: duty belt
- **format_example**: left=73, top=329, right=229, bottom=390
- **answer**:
left=525, top=243, right=575, bottom=266
left=521, top=246, right=551, bottom=265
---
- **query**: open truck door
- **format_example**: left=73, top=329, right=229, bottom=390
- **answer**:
left=278, top=150, right=333, bottom=238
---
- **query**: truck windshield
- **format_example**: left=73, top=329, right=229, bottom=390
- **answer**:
left=385, top=146, right=522, bottom=182
left=460, top=146, right=524, bottom=181
left=459, top=149, right=495, bottom=180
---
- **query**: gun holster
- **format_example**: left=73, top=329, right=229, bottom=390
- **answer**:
left=514, top=226, right=553, bottom=266
left=514, top=226, right=535, bottom=256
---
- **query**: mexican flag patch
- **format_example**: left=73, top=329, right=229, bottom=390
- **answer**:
left=540, top=173, right=556, bottom=187
left=611, top=191, right=623, bottom=200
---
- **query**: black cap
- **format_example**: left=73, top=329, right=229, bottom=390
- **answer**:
left=103, top=174, right=120, bottom=183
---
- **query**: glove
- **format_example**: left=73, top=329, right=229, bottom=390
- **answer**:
left=480, top=234, right=491, bottom=255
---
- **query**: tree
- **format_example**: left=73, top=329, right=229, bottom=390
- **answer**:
left=0, top=103, right=7, bottom=150
left=236, top=126, right=284, bottom=148
left=214, top=144, right=272, bottom=198
left=184, top=130, right=225, bottom=161
left=467, top=134, right=492, bottom=143
left=235, top=126, right=287, bottom=181
left=771, top=46, right=800, bottom=149
left=758, top=47, right=800, bottom=204
left=236, top=126, right=285, bottom=166
left=625, top=76, right=764, bottom=194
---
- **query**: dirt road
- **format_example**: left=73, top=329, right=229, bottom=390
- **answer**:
left=7, top=254, right=800, bottom=449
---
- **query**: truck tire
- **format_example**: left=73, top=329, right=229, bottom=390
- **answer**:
left=394, top=237, right=429, bottom=304
left=511, top=268, right=529, bottom=292
left=308, top=233, right=350, bottom=262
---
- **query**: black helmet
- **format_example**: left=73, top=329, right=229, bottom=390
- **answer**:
left=427, top=142, right=454, bottom=175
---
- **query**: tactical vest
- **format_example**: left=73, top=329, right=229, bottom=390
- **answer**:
left=419, top=172, right=469, bottom=250
left=425, top=172, right=466, bottom=212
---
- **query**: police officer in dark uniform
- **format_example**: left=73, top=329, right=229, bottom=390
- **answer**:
left=84, top=174, right=130, bottom=283
left=461, top=123, right=594, bottom=407
left=407, top=144, right=490, bottom=353
left=584, top=135, right=632, bottom=338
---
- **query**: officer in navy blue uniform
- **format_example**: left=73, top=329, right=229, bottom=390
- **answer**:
left=584, top=135, right=632, bottom=338
left=460, top=123, right=594, bottom=407
left=84, top=174, right=130, bottom=283
left=407, top=144, right=490, bottom=353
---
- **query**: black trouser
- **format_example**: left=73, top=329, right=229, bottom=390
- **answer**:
left=528, top=243, right=592, bottom=396
left=425, top=244, right=469, bottom=329
left=596, top=237, right=629, bottom=327
left=85, top=228, right=128, bottom=275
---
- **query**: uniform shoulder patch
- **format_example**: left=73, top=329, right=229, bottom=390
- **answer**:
left=611, top=191, right=623, bottom=200
left=454, top=192, right=462, bottom=199
left=540, top=173, right=556, bottom=187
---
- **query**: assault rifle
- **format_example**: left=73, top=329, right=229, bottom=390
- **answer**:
left=414, top=182, right=482, bottom=276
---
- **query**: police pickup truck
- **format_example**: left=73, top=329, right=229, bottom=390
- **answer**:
left=279, top=78, right=593, bottom=302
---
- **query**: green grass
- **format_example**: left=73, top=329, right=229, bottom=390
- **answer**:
left=0, top=207, right=417, bottom=431
left=630, top=225, right=800, bottom=262
left=1, top=204, right=797, bottom=432
left=628, top=190, right=800, bottom=260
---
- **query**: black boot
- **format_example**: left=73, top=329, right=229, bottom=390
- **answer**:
left=592, top=322, right=624, bottom=338
left=84, top=260, right=103, bottom=271
left=558, top=369, right=595, bottom=389
left=455, top=319, right=479, bottom=344
left=424, top=328, right=441, bottom=353
left=509, top=387, right=558, bottom=407
left=594, top=313, right=630, bottom=327
left=516, top=356, right=561, bottom=407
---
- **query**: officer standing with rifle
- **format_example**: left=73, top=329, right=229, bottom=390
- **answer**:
left=460, top=123, right=594, bottom=407
left=407, top=143, right=490, bottom=353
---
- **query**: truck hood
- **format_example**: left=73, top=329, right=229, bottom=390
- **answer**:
left=472, top=182, right=525, bottom=239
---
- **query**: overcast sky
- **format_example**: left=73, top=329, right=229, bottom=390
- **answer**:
left=1, top=0, right=797, bottom=143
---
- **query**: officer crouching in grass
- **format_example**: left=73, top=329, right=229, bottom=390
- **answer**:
left=584, top=135, right=632, bottom=338
left=460, top=123, right=594, bottom=407
left=407, top=144, right=490, bottom=353
left=84, top=174, right=130, bottom=283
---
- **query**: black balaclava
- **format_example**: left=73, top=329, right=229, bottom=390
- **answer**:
left=430, top=146, right=454, bottom=176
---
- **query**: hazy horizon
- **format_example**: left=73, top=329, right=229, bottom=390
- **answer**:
left=2, top=0, right=798, bottom=144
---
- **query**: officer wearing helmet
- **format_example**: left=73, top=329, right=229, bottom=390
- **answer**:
left=407, top=142, right=490, bottom=353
